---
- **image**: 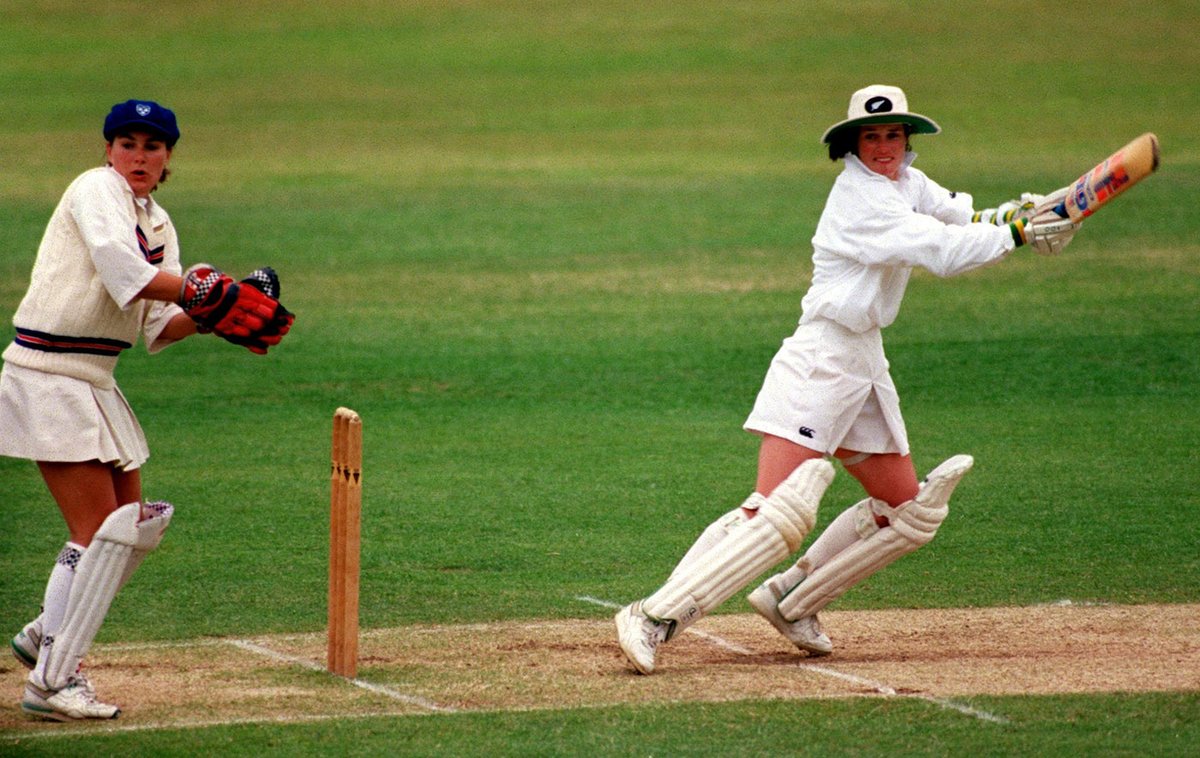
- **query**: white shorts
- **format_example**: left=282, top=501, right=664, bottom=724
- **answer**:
left=743, top=318, right=909, bottom=456
left=0, top=363, right=148, bottom=470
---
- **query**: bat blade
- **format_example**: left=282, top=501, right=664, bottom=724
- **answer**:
left=1059, top=133, right=1160, bottom=222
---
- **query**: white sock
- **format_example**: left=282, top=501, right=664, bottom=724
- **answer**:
left=801, top=504, right=862, bottom=572
left=767, top=504, right=863, bottom=602
left=32, top=542, right=84, bottom=681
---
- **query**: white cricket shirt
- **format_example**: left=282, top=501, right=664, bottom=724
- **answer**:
left=801, top=153, right=1016, bottom=333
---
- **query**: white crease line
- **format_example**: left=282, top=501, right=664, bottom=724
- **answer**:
left=796, top=663, right=897, bottom=696
left=685, top=627, right=754, bottom=656
left=101, top=639, right=227, bottom=651
left=576, top=595, right=621, bottom=610
left=914, top=694, right=1009, bottom=724
left=228, top=639, right=456, bottom=713
left=577, top=595, right=1008, bottom=724
left=227, top=638, right=327, bottom=670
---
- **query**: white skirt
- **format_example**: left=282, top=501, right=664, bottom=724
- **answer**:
left=0, top=363, right=148, bottom=470
left=743, top=318, right=909, bottom=456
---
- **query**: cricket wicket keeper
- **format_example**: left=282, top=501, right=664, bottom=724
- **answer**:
left=1, top=99, right=294, bottom=719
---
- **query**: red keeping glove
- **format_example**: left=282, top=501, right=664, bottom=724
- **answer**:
left=179, top=264, right=295, bottom=354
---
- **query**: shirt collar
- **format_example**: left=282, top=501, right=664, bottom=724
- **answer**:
left=106, top=165, right=166, bottom=222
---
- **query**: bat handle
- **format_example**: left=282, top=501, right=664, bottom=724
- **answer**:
left=1051, top=201, right=1069, bottom=219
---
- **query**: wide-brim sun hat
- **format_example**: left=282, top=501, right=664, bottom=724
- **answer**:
left=820, top=85, right=940, bottom=144
left=103, top=99, right=180, bottom=147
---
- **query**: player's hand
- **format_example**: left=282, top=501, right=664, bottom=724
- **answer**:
left=972, top=198, right=1036, bottom=225
left=179, top=264, right=295, bottom=354
left=1025, top=185, right=1072, bottom=222
left=1011, top=216, right=1080, bottom=256
left=230, top=267, right=294, bottom=353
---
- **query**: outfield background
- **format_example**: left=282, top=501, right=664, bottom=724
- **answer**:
left=1, top=1, right=1197, bottom=754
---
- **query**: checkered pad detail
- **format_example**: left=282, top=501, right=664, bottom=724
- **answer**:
left=144, top=500, right=174, bottom=518
left=56, top=545, right=83, bottom=571
left=181, top=267, right=221, bottom=311
left=242, top=267, right=280, bottom=298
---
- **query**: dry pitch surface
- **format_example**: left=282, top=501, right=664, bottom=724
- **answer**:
left=2, top=603, right=1197, bottom=737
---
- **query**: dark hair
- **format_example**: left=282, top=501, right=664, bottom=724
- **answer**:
left=827, top=124, right=914, bottom=162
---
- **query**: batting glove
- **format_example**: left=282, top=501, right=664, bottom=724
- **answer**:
left=972, top=198, right=1036, bottom=225
left=1010, top=216, right=1080, bottom=256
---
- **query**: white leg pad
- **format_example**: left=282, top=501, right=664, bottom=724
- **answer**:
left=667, top=504, right=753, bottom=582
left=118, top=501, right=174, bottom=587
left=777, top=454, right=972, bottom=622
left=38, top=501, right=173, bottom=690
left=642, top=459, right=833, bottom=638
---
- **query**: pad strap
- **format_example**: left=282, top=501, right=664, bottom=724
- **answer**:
left=853, top=497, right=890, bottom=539
left=840, top=452, right=872, bottom=467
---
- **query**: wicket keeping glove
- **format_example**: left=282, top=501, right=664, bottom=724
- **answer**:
left=179, top=264, right=295, bottom=354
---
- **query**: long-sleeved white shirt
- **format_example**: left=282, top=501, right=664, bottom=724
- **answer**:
left=800, top=153, right=1016, bottom=333
left=3, top=167, right=184, bottom=388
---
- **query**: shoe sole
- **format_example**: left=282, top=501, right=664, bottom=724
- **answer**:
left=747, top=585, right=832, bottom=657
left=21, top=702, right=74, bottom=722
left=21, top=700, right=120, bottom=721
left=11, top=639, right=37, bottom=670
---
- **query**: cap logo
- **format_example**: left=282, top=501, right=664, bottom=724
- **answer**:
left=135, top=103, right=152, bottom=117
left=865, top=96, right=893, bottom=114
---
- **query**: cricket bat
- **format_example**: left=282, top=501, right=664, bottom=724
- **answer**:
left=1053, top=132, right=1160, bottom=221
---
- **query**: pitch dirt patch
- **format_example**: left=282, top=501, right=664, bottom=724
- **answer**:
left=2, top=603, right=1197, bottom=736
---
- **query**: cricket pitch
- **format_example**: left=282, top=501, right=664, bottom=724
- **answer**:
left=2, top=602, right=1197, bottom=736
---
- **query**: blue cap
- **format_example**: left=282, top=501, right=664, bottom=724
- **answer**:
left=103, top=100, right=180, bottom=146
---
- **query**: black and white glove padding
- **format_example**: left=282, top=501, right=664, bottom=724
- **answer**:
left=179, top=264, right=295, bottom=354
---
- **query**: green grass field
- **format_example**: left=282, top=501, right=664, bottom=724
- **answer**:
left=1, top=1, right=1198, bottom=754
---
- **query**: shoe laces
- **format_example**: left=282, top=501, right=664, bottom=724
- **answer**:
left=67, top=668, right=98, bottom=698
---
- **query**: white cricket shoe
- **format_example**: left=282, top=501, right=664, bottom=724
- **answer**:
left=11, top=618, right=42, bottom=669
left=748, top=574, right=833, bottom=657
left=615, top=601, right=668, bottom=675
left=22, top=676, right=120, bottom=721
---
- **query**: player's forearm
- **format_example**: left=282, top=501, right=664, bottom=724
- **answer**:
left=157, top=311, right=199, bottom=341
left=136, top=270, right=186, bottom=303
